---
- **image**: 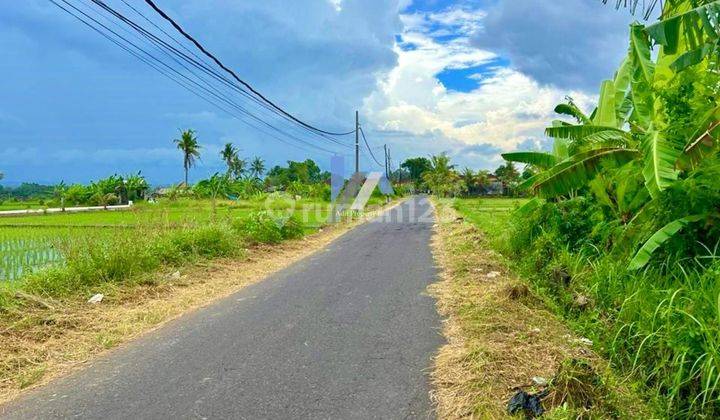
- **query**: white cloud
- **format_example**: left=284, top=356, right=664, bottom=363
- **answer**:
left=327, top=0, right=343, bottom=12
left=362, top=4, right=597, bottom=170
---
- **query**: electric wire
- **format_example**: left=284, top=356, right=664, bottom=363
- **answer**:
left=359, top=126, right=385, bottom=168
left=85, top=0, right=353, bottom=149
left=49, top=0, right=341, bottom=155
left=142, top=0, right=356, bottom=137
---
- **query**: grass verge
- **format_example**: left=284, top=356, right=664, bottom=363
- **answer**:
left=428, top=199, right=650, bottom=418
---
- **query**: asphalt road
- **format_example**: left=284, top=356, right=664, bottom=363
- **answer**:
left=1, top=196, right=443, bottom=419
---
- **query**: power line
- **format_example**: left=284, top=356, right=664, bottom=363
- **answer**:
left=49, top=0, right=342, bottom=155
left=142, top=0, right=356, bottom=137
left=359, top=127, right=384, bottom=168
left=85, top=0, right=353, bottom=149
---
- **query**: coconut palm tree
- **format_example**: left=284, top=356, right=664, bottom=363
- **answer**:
left=250, top=157, right=266, bottom=179
left=422, top=153, right=461, bottom=197
left=220, top=143, right=238, bottom=177
left=231, top=156, right=248, bottom=180
left=174, top=129, right=201, bottom=187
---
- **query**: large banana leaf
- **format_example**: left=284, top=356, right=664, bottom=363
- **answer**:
left=532, top=148, right=639, bottom=198
left=670, top=41, right=717, bottom=72
left=641, top=129, right=683, bottom=198
left=630, top=24, right=655, bottom=84
left=501, top=152, right=557, bottom=170
left=646, top=1, right=720, bottom=54
left=552, top=137, right=570, bottom=161
left=582, top=130, right=633, bottom=148
left=613, top=56, right=634, bottom=124
left=554, top=102, right=591, bottom=124
left=629, top=23, right=655, bottom=129
left=516, top=160, right=574, bottom=191
left=628, top=215, right=704, bottom=270
left=545, top=125, right=625, bottom=141
left=593, top=80, right=619, bottom=128
left=646, top=1, right=720, bottom=73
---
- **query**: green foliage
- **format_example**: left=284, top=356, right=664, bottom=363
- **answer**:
left=422, top=153, right=465, bottom=197
left=266, top=159, right=328, bottom=188
left=400, top=157, right=432, bottom=189
left=476, top=7, right=720, bottom=414
left=501, top=152, right=557, bottom=170
left=531, top=148, right=639, bottom=198
left=233, top=211, right=298, bottom=244
left=554, top=99, right=591, bottom=124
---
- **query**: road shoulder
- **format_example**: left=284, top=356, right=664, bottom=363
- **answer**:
left=427, top=199, right=648, bottom=418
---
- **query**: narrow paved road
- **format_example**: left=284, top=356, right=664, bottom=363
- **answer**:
left=1, top=196, right=443, bottom=419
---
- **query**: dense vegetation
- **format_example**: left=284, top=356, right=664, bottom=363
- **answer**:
left=397, top=155, right=524, bottom=196
left=488, top=1, right=720, bottom=416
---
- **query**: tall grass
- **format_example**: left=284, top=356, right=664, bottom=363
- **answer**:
left=453, top=197, right=720, bottom=417
left=0, top=208, right=313, bottom=310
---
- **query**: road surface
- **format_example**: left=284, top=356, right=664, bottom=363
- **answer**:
left=1, top=196, right=443, bottom=419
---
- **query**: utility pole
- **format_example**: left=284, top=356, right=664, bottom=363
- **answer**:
left=387, top=147, right=392, bottom=181
left=384, top=144, right=389, bottom=179
left=355, top=110, right=360, bottom=175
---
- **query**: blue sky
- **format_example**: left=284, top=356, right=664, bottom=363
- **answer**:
left=0, top=0, right=643, bottom=186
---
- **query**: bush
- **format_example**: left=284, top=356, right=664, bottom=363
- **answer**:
left=233, top=211, right=284, bottom=244
left=281, top=216, right=305, bottom=240
left=233, top=211, right=306, bottom=244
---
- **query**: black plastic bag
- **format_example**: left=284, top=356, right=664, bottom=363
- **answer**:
left=507, top=388, right=549, bottom=418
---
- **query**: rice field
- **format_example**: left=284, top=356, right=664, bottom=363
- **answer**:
left=0, top=228, right=65, bottom=281
left=0, top=197, right=335, bottom=282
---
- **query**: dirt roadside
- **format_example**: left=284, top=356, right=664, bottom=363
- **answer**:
left=427, top=199, right=648, bottom=419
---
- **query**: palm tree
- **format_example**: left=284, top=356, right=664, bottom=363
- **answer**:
left=220, top=143, right=238, bottom=177
left=461, top=167, right=476, bottom=196
left=231, top=156, right=248, bottom=180
left=174, top=129, right=201, bottom=187
left=422, top=153, right=460, bottom=197
left=250, top=157, right=266, bottom=179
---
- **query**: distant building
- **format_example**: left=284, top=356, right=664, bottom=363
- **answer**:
left=482, top=175, right=505, bottom=196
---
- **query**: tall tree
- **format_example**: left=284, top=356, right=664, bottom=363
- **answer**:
left=401, top=157, right=432, bottom=187
left=250, top=156, right=266, bottom=179
left=220, top=143, right=238, bottom=177
left=174, top=129, right=201, bottom=187
left=422, top=153, right=461, bottom=197
left=231, top=156, right=248, bottom=180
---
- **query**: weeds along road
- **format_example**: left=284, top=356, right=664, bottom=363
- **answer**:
left=0, top=196, right=443, bottom=419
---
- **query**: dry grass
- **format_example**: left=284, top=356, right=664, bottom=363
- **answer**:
left=428, top=200, right=647, bottom=419
left=0, top=203, right=400, bottom=405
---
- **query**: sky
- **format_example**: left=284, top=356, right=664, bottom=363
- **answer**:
left=0, top=0, right=645, bottom=186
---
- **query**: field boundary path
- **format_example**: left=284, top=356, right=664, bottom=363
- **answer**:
left=0, top=196, right=444, bottom=419
left=0, top=204, right=133, bottom=217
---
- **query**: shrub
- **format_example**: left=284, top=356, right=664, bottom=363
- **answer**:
left=233, top=211, right=284, bottom=244
left=280, top=216, right=305, bottom=240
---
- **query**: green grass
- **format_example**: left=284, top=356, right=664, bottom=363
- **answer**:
left=0, top=201, right=48, bottom=211
left=0, top=196, right=337, bottom=284
left=452, top=197, right=720, bottom=417
left=452, top=198, right=528, bottom=242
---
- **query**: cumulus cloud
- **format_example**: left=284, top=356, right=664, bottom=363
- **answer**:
left=363, top=3, right=597, bottom=170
